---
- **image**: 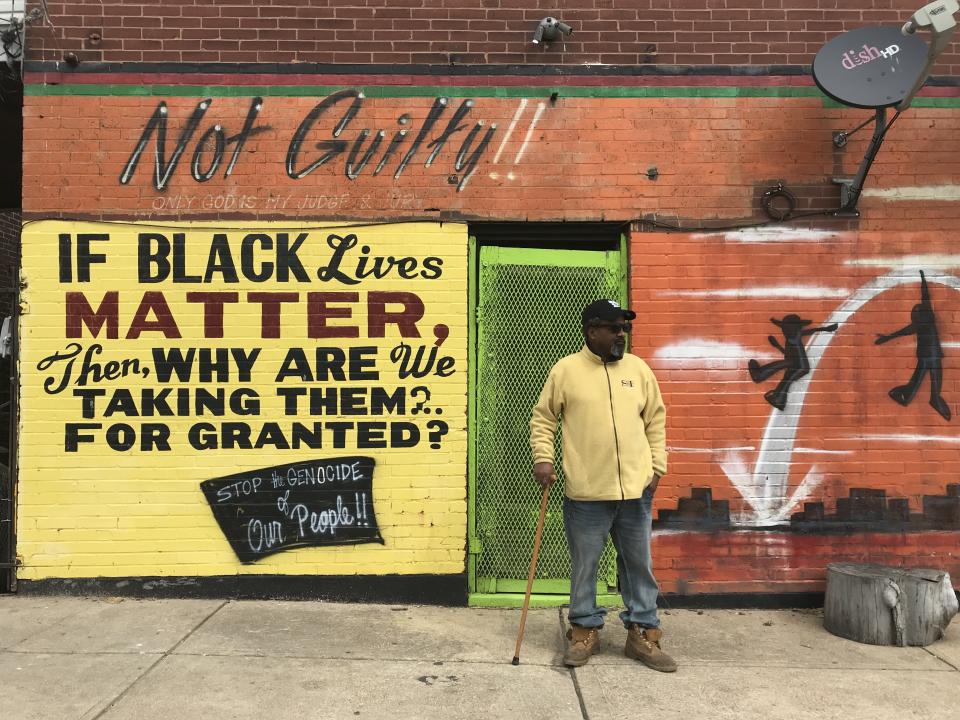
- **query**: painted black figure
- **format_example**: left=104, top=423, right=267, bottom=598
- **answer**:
left=748, top=315, right=839, bottom=411
left=875, top=270, right=951, bottom=421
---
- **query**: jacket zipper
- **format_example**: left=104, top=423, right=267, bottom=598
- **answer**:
left=604, top=362, right=625, bottom=500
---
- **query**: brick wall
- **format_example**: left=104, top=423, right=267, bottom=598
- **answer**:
left=16, top=1, right=960, bottom=598
left=23, top=1, right=960, bottom=74
left=18, top=81, right=960, bottom=595
left=20, top=90, right=960, bottom=231
left=17, top=219, right=469, bottom=581
left=0, top=209, right=20, bottom=301
left=633, top=229, right=960, bottom=594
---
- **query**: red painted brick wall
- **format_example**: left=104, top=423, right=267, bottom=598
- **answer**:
left=633, top=229, right=960, bottom=594
left=23, top=1, right=960, bottom=74
left=20, top=91, right=960, bottom=231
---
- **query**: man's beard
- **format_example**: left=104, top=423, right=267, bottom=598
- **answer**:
left=608, top=343, right=625, bottom=361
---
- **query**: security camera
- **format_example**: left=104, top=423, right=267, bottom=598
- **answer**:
left=532, top=17, right=574, bottom=45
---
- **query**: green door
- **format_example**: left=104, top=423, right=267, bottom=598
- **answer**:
left=472, top=245, right=625, bottom=602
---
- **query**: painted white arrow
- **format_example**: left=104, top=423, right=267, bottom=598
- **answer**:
left=721, top=269, right=960, bottom=527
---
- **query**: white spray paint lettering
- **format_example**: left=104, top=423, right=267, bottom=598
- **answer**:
left=276, top=490, right=370, bottom=538
left=247, top=518, right=284, bottom=553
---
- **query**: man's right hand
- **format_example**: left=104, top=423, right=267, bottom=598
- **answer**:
left=533, top=462, right=557, bottom=488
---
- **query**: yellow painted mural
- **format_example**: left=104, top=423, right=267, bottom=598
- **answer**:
left=18, top=220, right=468, bottom=578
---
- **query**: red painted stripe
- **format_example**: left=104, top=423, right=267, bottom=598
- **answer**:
left=29, top=71, right=819, bottom=88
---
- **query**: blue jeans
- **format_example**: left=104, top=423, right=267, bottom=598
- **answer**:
left=563, top=489, right=660, bottom=629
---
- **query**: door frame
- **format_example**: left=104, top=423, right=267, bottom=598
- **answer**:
left=466, top=224, right=628, bottom=607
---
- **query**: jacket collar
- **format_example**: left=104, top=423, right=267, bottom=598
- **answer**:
left=580, top=344, right=605, bottom=365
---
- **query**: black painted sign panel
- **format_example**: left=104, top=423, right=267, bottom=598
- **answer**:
left=201, top=456, right=384, bottom=562
left=813, top=26, right=929, bottom=109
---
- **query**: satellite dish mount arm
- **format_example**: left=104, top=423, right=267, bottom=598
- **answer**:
left=833, top=0, right=958, bottom=216
left=833, top=107, right=900, bottom=216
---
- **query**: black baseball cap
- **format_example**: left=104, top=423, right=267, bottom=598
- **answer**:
left=581, top=299, right=636, bottom=327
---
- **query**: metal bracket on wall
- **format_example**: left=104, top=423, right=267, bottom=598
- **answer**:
left=831, top=107, right=898, bottom=217
left=831, top=177, right=860, bottom=218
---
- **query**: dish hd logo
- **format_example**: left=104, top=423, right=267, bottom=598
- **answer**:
left=841, top=42, right=901, bottom=70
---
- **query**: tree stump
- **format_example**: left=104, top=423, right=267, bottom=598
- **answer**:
left=824, top=563, right=959, bottom=647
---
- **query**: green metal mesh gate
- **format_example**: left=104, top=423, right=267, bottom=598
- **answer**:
left=474, top=246, right=623, bottom=595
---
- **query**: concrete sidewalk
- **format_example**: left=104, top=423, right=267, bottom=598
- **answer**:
left=1, top=595, right=958, bottom=720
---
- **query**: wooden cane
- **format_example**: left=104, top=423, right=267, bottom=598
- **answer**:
left=511, top=478, right=553, bottom=665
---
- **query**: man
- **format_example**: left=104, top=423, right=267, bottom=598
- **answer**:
left=529, top=299, right=675, bottom=672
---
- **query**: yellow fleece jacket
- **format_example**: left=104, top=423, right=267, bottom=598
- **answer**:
left=530, top=345, right=667, bottom=501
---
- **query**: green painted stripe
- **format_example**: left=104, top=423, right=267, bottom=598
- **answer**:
left=823, top=97, right=960, bottom=108
left=25, top=83, right=960, bottom=106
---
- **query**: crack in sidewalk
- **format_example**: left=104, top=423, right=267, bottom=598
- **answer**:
left=86, top=599, right=229, bottom=720
left=558, top=605, right=591, bottom=720
left=923, top=646, right=960, bottom=671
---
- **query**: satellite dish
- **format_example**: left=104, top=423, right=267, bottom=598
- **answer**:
left=811, top=7, right=958, bottom=216
left=812, top=26, right=929, bottom=109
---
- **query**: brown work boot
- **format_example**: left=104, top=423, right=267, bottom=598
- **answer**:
left=625, top=625, right=677, bottom=672
left=563, top=625, right=600, bottom=667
